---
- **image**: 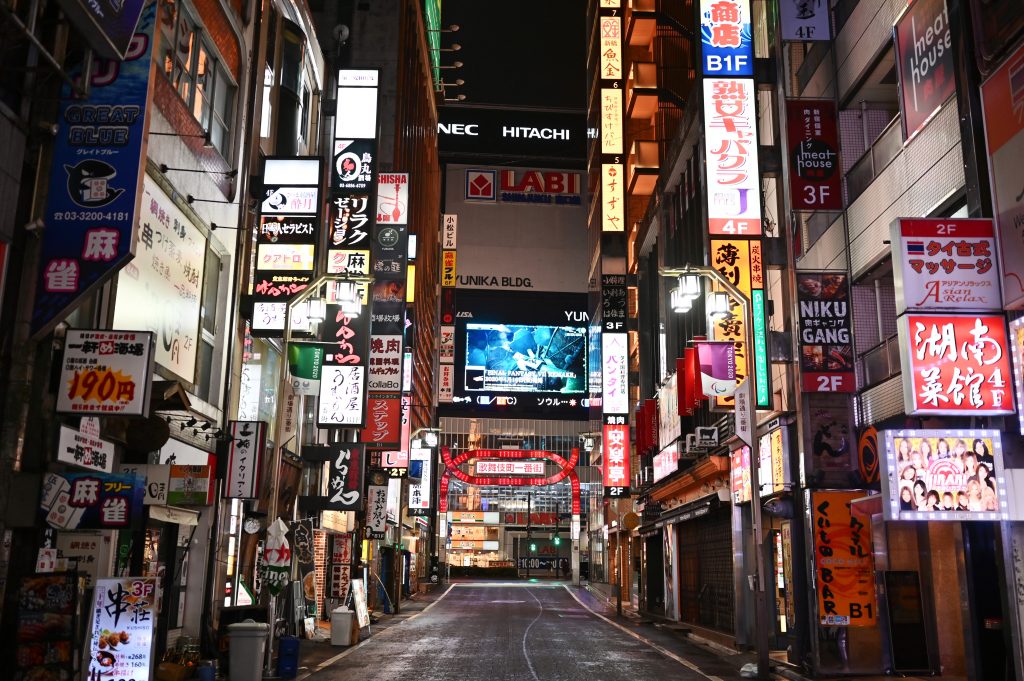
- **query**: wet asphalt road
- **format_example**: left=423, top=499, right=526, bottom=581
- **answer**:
left=302, top=583, right=731, bottom=681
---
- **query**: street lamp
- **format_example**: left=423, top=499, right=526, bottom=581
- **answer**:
left=658, top=264, right=770, bottom=681
left=264, top=273, right=371, bottom=674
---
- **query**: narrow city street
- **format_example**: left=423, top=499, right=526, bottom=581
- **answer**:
left=300, top=583, right=745, bottom=681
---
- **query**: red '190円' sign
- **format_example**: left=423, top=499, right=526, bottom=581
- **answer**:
left=898, top=313, right=1015, bottom=416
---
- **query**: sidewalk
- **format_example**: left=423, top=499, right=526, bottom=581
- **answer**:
left=575, top=583, right=961, bottom=681
left=294, top=587, right=446, bottom=678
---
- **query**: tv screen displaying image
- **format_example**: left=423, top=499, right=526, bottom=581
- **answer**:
left=464, top=323, right=587, bottom=394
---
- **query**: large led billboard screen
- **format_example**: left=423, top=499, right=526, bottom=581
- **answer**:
left=439, top=290, right=592, bottom=420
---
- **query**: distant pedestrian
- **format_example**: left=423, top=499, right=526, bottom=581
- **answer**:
left=561, top=558, right=570, bottom=580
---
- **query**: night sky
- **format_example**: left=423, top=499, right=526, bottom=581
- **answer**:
left=439, top=1, right=587, bottom=111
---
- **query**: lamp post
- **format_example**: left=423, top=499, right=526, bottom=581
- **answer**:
left=264, top=273, right=371, bottom=675
left=658, top=264, right=770, bottom=681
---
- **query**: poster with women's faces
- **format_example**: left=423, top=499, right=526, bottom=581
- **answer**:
left=881, top=429, right=1007, bottom=521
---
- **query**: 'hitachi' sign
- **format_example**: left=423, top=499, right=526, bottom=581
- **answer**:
left=502, top=126, right=570, bottom=140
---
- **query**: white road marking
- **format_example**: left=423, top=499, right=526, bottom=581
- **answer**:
left=521, top=588, right=544, bottom=681
left=294, top=584, right=455, bottom=681
left=563, top=585, right=726, bottom=681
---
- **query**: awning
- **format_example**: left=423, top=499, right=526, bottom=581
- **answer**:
left=150, top=505, right=200, bottom=526
left=654, top=495, right=719, bottom=528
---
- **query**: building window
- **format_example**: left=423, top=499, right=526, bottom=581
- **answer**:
left=159, top=0, right=236, bottom=158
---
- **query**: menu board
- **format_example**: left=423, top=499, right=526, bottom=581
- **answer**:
left=85, top=577, right=157, bottom=681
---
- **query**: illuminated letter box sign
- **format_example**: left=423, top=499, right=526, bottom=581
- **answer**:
left=703, top=79, right=762, bottom=236
left=897, top=313, right=1015, bottom=416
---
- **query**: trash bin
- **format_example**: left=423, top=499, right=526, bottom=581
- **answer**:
left=227, top=619, right=270, bottom=681
left=331, top=607, right=356, bottom=646
left=277, top=635, right=300, bottom=678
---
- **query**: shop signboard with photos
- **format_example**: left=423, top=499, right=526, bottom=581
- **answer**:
left=980, top=42, right=1024, bottom=309
left=891, top=217, right=1000, bottom=313
left=897, top=313, right=1014, bottom=415
left=894, top=0, right=955, bottom=141
left=251, top=157, right=323, bottom=335
left=57, top=330, right=155, bottom=416
left=797, top=272, right=854, bottom=392
left=86, top=577, right=156, bottom=681
left=882, top=429, right=1007, bottom=521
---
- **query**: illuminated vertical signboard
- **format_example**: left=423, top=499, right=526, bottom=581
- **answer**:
left=599, top=2, right=631, bottom=498
left=703, top=79, right=761, bottom=236
left=700, top=0, right=754, bottom=77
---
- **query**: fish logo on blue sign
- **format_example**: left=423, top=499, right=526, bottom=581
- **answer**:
left=64, top=160, right=124, bottom=208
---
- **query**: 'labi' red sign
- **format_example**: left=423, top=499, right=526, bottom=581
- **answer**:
left=898, top=313, right=1015, bottom=416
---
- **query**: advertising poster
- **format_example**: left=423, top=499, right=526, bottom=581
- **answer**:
left=696, top=341, right=737, bottom=396
left=86, top=577, right=157, bottom=680
left=166, top=465, right=212, bottom=506
left=331, top=565, right=352, bottom=602
left=325, top=445, right=366, bottom=512
left=890, top=217, right=1000, bottom=312
left=32, top=5, right=154, bottom=335
left=979, top=42, right=1024, bottom=309
left=225, top=421, right=266, bottom=499
left=894, top=0, right=955, bottom=140
left=653, top=446, right=680, bottom=483
left=40, top=471, right=144, bottom=530
left=703, top=79, right=761, bottom=235
left=786, top=99, right=842, bottom=210
left=804, top=393, right=853, bottom=473
left=811, top=491, right=876, bottom=626
left=56, top=330, right=155, bottom=416
left=780, top=0, right=831, bottom=41
left=113, top=176, right=206, bottom=381
left=731, top=444, right=752, bottom=503
left=882, top=429, right=1007, bottom=521
left=15, top=574, right=78, bottom=680
left=287, top=342, right=324, bottom=395
left=897, top=313, right=1015, bottom=415
left=797, top=271, right=854, bottom=392
left=291, top=520, right=317, bottom=616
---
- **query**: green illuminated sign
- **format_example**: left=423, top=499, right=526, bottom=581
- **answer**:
left=752, top=288, right=770, bottom=408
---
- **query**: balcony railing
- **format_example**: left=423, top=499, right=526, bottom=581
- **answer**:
left=859, top=334, right=902, bottom=389
left=846, top=114, right=902, bottom=204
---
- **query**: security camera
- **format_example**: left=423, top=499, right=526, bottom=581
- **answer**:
left=333, top=24, right=350, bottom=45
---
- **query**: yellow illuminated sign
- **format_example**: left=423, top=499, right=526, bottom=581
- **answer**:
left=602, top=164, right=624, bottom=232
left=601, top=89, right=622, bottom=155
left=441, top=250, right=456, bottom=287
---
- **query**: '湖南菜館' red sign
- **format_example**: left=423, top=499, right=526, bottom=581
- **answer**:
left=898, top=313, right=1014, bottom=416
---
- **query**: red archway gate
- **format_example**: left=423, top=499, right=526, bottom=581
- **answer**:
left=438, top=447, right=581, bottom=514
